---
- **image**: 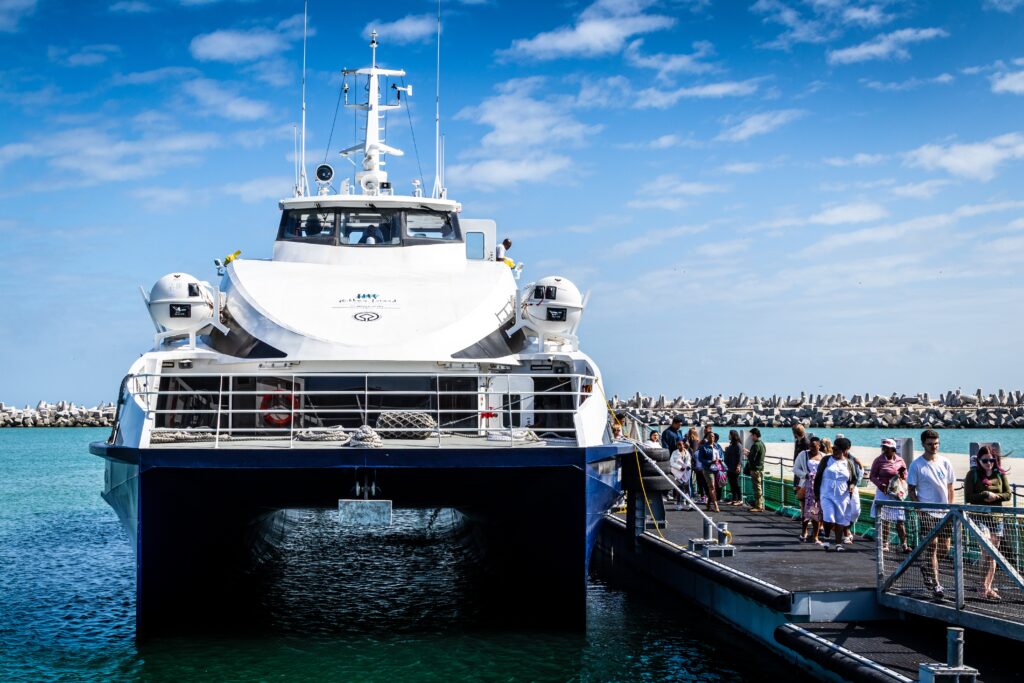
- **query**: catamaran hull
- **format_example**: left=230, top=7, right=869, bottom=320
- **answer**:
left=91, top=442, right=623, bottom=637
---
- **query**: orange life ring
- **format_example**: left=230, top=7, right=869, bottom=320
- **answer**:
left=259, top=391, right=299, bottom=427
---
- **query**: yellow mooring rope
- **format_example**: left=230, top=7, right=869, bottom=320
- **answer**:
left=597, top=379, right=731, bottom=545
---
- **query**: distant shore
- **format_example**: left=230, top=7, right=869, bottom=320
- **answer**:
left=615, top=388, right=1024, bottom=429
left=0, top=402, right=114, bottom=428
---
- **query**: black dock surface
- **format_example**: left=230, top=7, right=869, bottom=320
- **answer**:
left=617, top=504, right=877, bottom=592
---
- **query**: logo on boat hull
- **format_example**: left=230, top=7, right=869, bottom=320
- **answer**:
left=353, top=311, right=381, bottom=322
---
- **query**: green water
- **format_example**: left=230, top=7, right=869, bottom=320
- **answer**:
left=0, top=428, right=803, bottom=682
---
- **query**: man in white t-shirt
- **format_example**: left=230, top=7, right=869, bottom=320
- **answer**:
left=495, top=238, right=512, bottom=262
left=907, top=429, right=955, bottom=599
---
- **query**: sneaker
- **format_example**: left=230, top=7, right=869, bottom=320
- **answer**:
left=835, top=545, right=845, bottom=552
left=843, top=536, right=854, bottom=545
left=919, top=566, right=936, bottom=590
left=814, top=539, right=825, bottom=546
left=822, top=542, right=831, bottom=551
left=674, top=504, right=683, bottom=511
left=933, top=585, right=945, bottom=600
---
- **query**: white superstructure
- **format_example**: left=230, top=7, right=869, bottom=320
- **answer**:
left=112, top=35, right=613, bottom=451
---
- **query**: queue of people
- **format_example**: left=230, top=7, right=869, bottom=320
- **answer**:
left=633, top=418, right=1014, bottom=602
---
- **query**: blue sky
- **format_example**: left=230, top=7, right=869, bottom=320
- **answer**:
left=1, top=0, right=1023, bottom=405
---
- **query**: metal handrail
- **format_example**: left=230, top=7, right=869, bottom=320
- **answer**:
left=121, top=370, right=600, bottom=449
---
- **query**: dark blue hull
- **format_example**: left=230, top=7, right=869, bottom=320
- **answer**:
left=91, top=442, right=626, bottom=636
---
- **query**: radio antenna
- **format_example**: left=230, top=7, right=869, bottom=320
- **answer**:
left=298, top=0, right=310, bottom=197
left=431, top=0, right=443, bottom=199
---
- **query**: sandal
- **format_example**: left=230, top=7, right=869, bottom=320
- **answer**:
left=985, top=589, right=1002, bottom=601
left=900, top=544, right=912, bottom=553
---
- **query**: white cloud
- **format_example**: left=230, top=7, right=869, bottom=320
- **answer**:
left=2, top=127, right=220, bottom=187
left=0, top=0, right=35, bottom=32
left=751, top=0, right=831, bottom=48
left=905, top=133, right=1024, bottom=181
left=716, top=109, right=805, bottom=142
left=112, top=66, right=200, bottom=85
left=719, top=162, right=763, bottom=174
left=862, top=73, right=954, bottom=91
left=624, top=39, right=716, bottom=80
left=456, top=77, right=599, bottom=149
left=615, top=223, right=710, bottom=255
left=694, top=238, right=750, bottom=259
left=132, top=186, right=196, bottom=210
left=627, top=174, right=727, bottom=210
left=991, top=71, right=1024, bottom=95
left=182, top=79, right=272, bottom=121
left=498, top=0, right=675, bottom=61
left=827, top=27, right=949, bottom=65
left=985, top=0, right=1024, bottom=11
left=189, top=15, right=303, bottom=64
left=109, top=1, right=153, bottom=12
left=823, top=152, right=887, bottom=167
left=620, top=133, right=699, bottom=150
left=222, top=176, right=293, bottom=203
left=890, top=179, right=954, bottom=199
left=48, top=44, right=120, bottom=67
left=809, top=202, right=888, bottom=225
left=842, top=6, right=893, bottom=27
left=445, top=155, right=572, bottom=191
left=448, top=77, right=601, bottom=191
left=805, top=200, right=1024, bottom=254
left=634, top=78, right=762, bottom=109
left=363, top=14, right=436, bottom=45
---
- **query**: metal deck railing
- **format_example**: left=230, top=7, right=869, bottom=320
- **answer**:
left=876, top=500, right=1024, bottom=640
left=113, top=371, right=601, bottom=449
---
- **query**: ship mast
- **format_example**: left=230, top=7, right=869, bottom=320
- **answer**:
left=341, top=32, right=408, bottom=196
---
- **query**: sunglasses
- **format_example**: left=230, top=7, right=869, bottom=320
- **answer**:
left=980, top=458, right=995, bottom=464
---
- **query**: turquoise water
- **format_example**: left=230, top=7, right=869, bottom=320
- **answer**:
left=0, top=428, right=804, bottom=682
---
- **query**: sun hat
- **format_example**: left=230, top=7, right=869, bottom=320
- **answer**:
left=881, top=438, right=897, bottom=449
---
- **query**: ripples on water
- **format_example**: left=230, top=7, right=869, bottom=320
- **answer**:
left=1, top=429, right=805, bottom=682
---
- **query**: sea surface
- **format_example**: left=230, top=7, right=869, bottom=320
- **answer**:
left=1, top=428, right=807, bottom=682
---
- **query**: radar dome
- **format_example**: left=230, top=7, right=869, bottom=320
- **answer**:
left=522, top=276, right=584, bottom=337
left=148, top=273, right=215, bottom=332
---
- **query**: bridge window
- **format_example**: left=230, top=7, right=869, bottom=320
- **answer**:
left=278, top=210, right=338, bottom=244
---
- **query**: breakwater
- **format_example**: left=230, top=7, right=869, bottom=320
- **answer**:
left=0, top=401, right=115, bottom=428
left=613, top=388, right=1024, bottom=429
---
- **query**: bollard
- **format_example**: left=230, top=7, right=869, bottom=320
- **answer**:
left=717, top=522, right=729, bottom=545
left=919, top=626, right=977, bottom=683
left=703, top=518, right=714, bottom=541
left=946, top=627, right=964, bottom=668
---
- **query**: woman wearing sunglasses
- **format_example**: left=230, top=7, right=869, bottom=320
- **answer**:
left=964, top=445, right=1011, bottom=600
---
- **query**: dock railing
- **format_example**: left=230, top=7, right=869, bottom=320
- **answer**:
left=876, top=500, right=1024, bottom=640
left=116, top=371, right=600, bottom=449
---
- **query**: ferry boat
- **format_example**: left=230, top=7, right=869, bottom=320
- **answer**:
left=90, top=32, right=629, bottom=635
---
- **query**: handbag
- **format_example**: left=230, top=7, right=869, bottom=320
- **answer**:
left=795, top=486, right=806, bottom=501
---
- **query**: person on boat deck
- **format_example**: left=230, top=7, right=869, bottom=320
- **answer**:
left=869, top=438, right=909, bottom=553
left=495, top=238, right=512, bottom=261
left=648, top=430, right=660, bottom=444
left=963, top=445, right=1010, bottom=601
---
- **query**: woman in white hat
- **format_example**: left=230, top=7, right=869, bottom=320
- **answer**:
left=869, top=438, right=909, bottom=552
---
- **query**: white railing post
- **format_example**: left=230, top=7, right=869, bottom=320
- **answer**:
left=435, top=374, right=442, bottom=448
left=290, top=373, right=296, bottom=448
left=215, top=375, right=223, bottom=449
left=506, top=375, right=513, bottom=447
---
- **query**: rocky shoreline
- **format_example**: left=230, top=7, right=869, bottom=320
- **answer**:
left=0, top=401, right=115, bottom=428
left=613, top=389, right=1024, bottom=429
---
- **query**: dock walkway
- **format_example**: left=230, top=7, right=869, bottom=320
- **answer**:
left=598, top=504, right=1024, bottom=682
